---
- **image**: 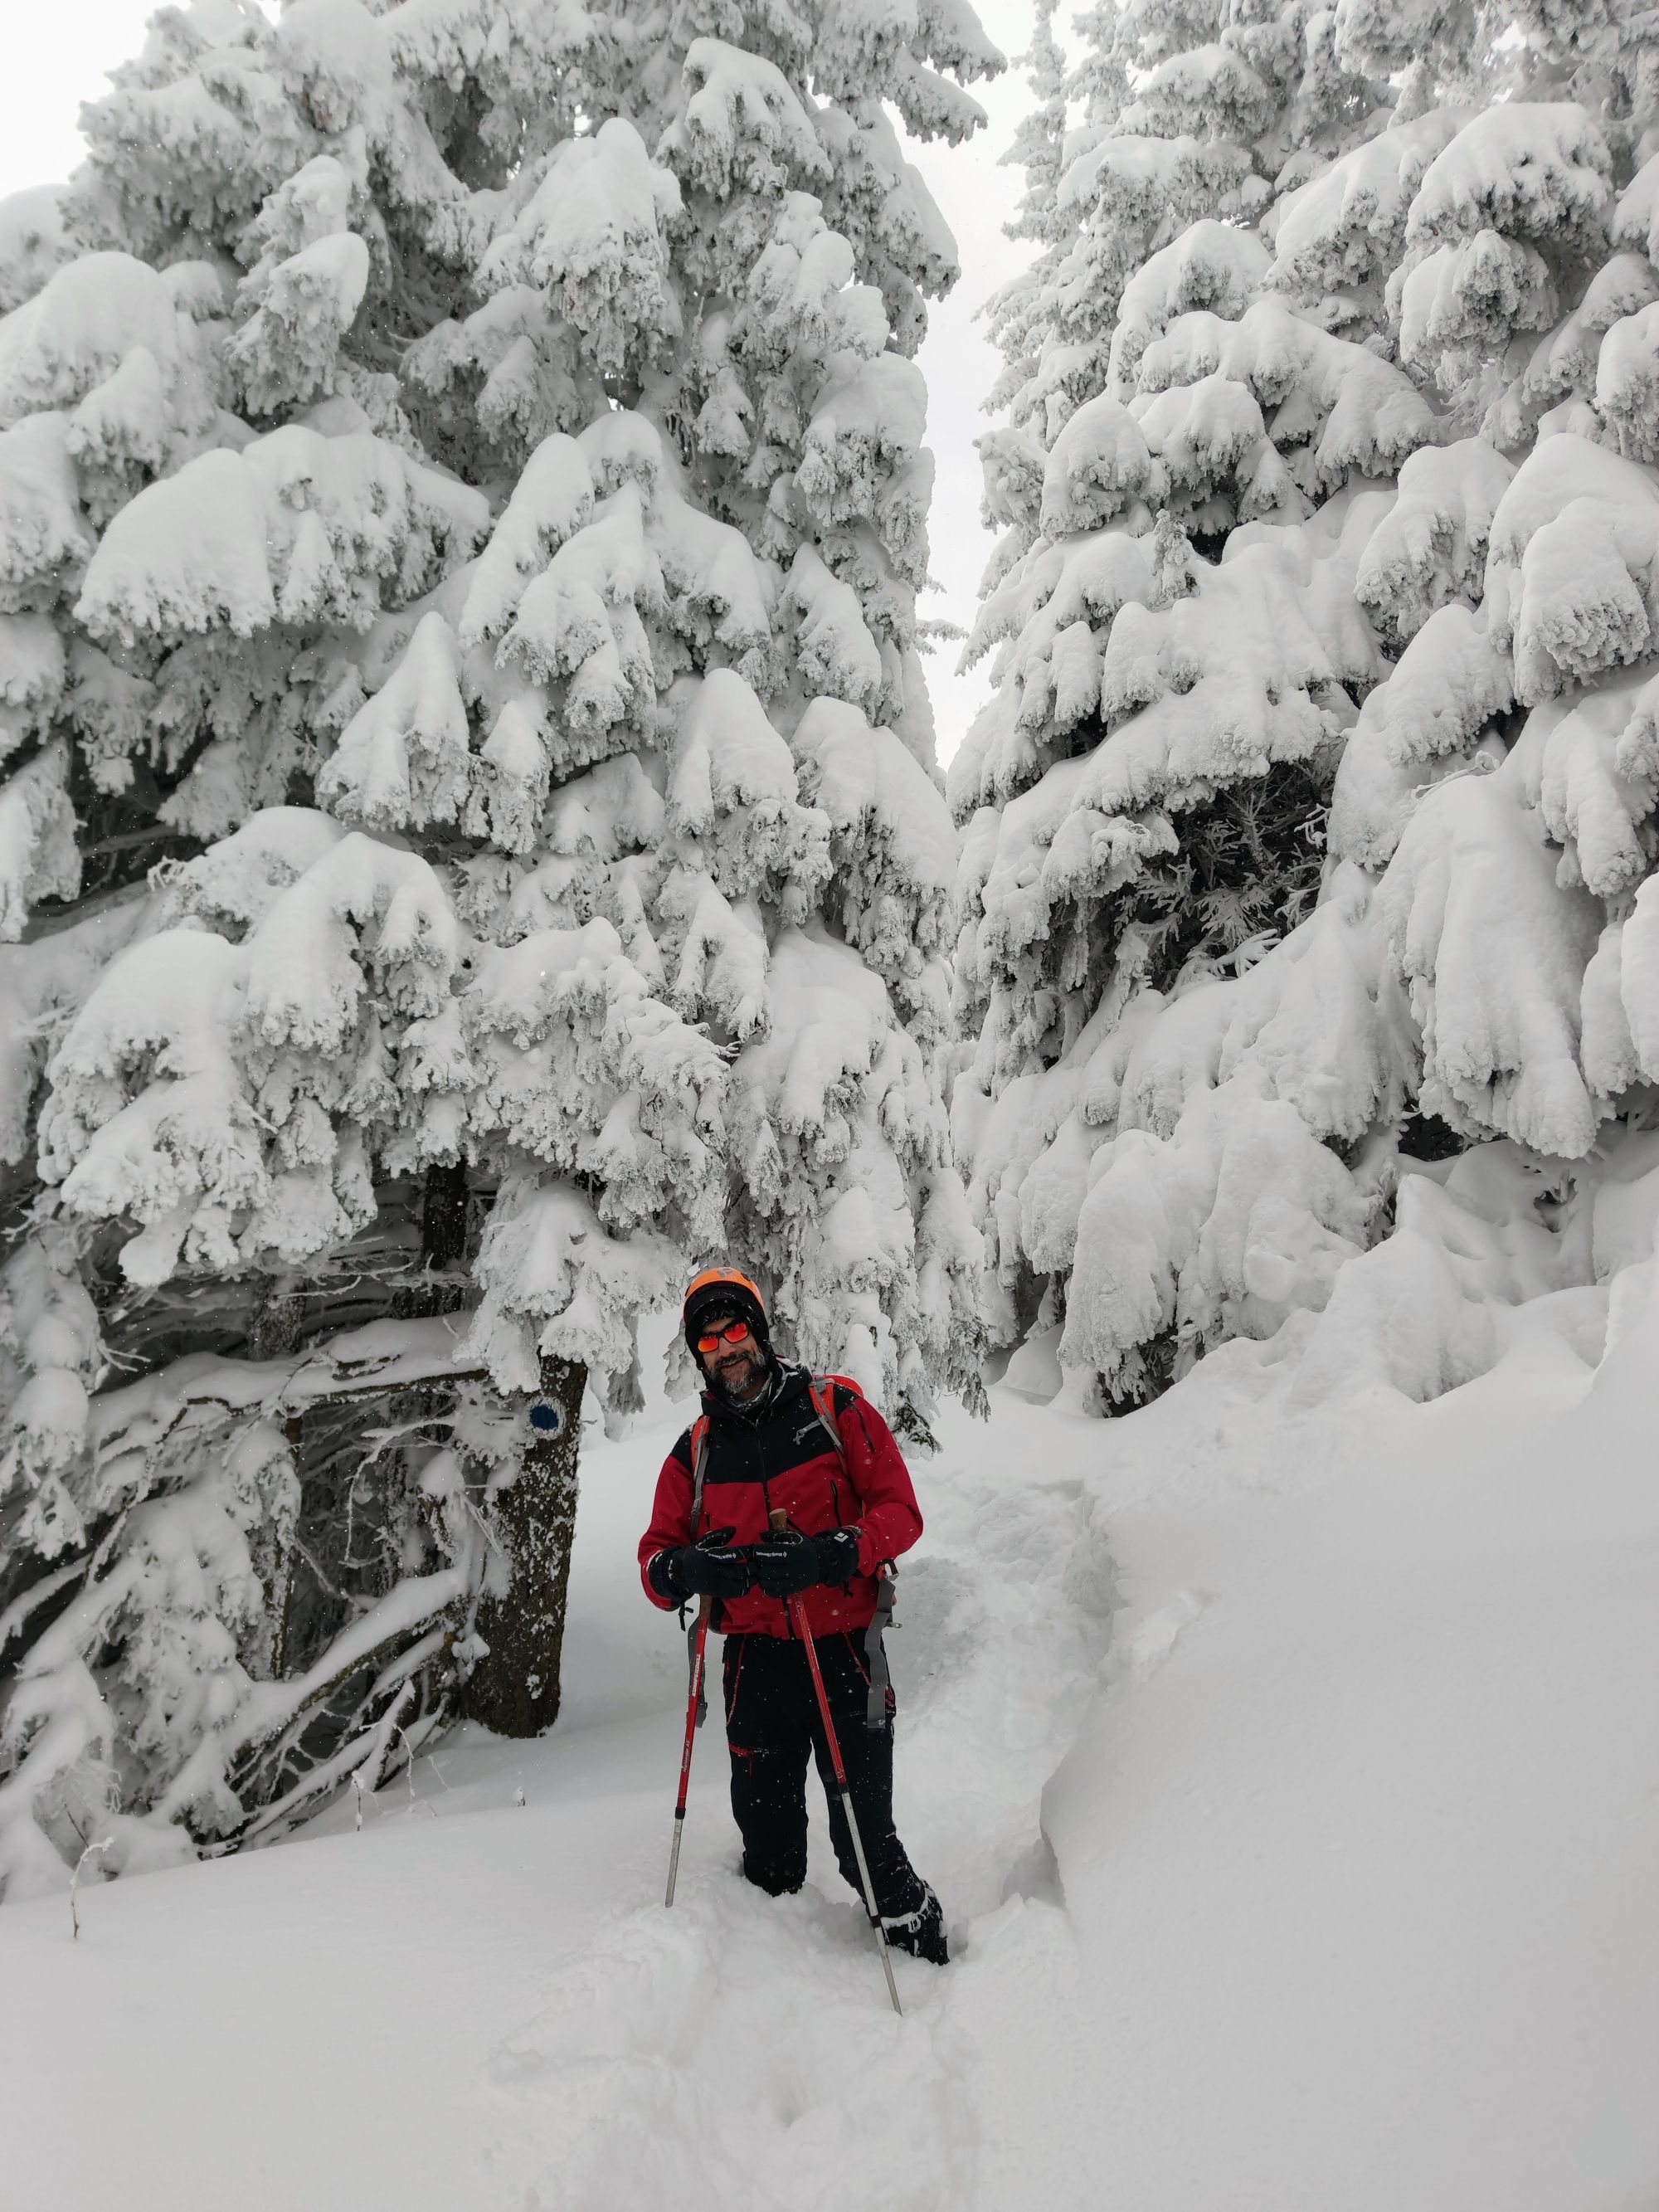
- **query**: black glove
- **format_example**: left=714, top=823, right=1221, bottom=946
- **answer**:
left=750, top=1524, right=861, bottom=1598
left=652, top=1527, right=753, bottom=1601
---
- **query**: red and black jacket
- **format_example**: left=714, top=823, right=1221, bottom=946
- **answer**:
left=638, top=1363, right=922, bottom=1639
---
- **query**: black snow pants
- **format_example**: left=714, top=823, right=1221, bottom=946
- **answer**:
left=720, top=1629, right=930, bottom=1920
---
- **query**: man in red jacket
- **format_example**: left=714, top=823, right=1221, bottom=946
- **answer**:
left=639, top=1267, right=947, bottom=1964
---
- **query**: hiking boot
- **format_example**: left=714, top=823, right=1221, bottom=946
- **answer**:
left=883, top=1886, right=949, bottom=1965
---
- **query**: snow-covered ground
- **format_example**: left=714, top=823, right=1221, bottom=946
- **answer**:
left=3, top=1316, right=1657, bottom=2211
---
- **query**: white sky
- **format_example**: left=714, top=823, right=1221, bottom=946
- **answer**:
left=907, top=0, right=1036, bottom=767
left=0, top=1, right=1036, bottom=767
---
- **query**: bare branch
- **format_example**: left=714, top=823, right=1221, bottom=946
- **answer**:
left=69, top=1837, right=114, bottom=1940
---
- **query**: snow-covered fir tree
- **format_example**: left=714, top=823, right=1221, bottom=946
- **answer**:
left=0, top=0, right=999, bottom=1898
left=954, top=0, right=1659, bottom=1415
left=953, top=0, right=1420, bottom=1386
left=980, top=0, right=1077, bottom=444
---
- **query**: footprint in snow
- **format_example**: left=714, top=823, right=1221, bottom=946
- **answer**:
left=1117, top=1587, right=1209, bottom=1682
left=479, top=1878, right=973, bottom=2212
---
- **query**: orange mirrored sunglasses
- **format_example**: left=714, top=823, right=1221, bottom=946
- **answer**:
left=695, top=1319, right=752, bottom=1354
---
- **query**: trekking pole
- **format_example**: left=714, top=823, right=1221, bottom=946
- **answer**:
left=664, top=1594, right=713, bottom=1907
left=770, top=1509, right=902, bottom=2016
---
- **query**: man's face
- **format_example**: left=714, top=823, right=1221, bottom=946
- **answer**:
left=698, top=1313, right=764, bottom=1397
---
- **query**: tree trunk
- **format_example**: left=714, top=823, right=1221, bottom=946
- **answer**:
left=244, top=1411, right=302, bottom=1683
left=457, top=1352, right=586, bottom=1737
left=247, top=1274, right=305, bottom=1362
left=392, top=1162, right=472, bottom=1321
left=245, top=1287, right=303, bottom=1682
left=419, top=1158, right=470, bottom=1276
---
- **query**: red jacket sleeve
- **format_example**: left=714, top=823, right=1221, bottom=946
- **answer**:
left=837, top=1392, right=922, bottom=1575
left=638, top=1435, right=695, bottom=1610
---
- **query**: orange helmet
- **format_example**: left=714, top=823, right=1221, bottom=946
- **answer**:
left=683, top=1265, right=769, bottom=1351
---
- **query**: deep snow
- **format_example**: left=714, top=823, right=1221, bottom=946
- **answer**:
left=2, top=1309, right=1657, bottom=2211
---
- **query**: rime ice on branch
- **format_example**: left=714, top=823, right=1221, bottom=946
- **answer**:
left=955, top=0, right=1659, bottom=1412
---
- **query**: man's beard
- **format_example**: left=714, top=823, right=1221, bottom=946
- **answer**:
left=711, top=1345, right=766, bottom=1400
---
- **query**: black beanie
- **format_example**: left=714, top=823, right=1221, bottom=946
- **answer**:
left=684, top=1276, right=770, bottom=1352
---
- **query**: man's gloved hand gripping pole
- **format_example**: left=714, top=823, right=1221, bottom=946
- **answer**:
left=747, top=1523, right=860, bottom=1598
left=655, top=1527, right=753, bottom=1601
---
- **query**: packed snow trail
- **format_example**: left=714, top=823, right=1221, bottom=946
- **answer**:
left=479, top=1438, right=1117, bottom=2212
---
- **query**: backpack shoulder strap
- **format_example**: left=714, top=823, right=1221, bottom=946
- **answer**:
left=806, top=1372, right=898, bottom=1715
left=807, top=1374, right=858, bottom=1469
left=688, top=1413, right=712, bottom=1533
left=685, top=1413, right=715, bottom=1718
